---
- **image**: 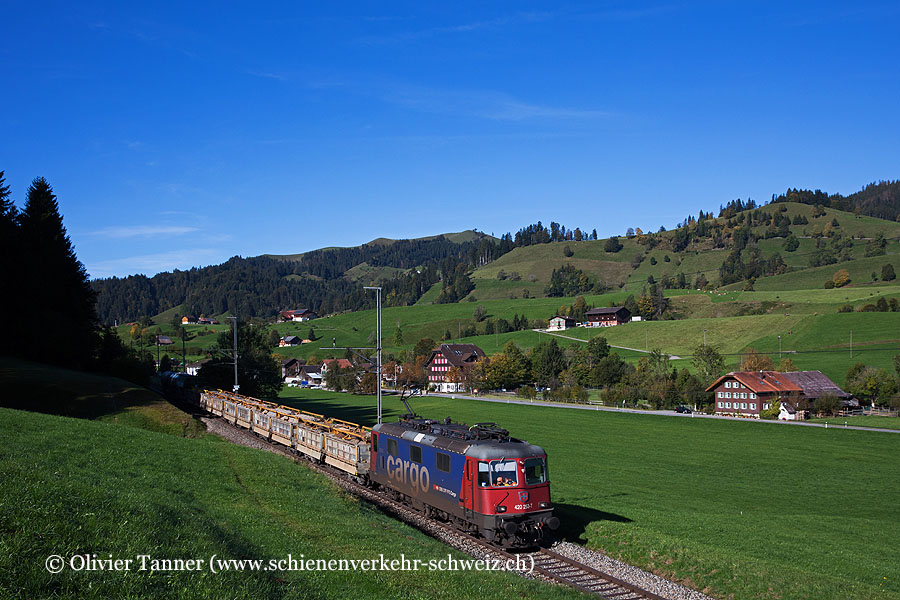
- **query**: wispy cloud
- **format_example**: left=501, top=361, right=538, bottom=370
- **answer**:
left=247, top=70, right=289, bottom=81
left=90, top=225, right=199, bottom=239
left=358, top=11, right=552, bottom=45
left=87, top=248, right=224, bottom=279
left=381, top=85, right=611, bottom=121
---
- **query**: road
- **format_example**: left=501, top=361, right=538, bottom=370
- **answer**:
left=536, top=329, right=683, bottom=360
left=427, top=392, right=900, bottom=434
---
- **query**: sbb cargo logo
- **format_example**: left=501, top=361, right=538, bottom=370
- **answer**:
left=385, top=455, right=430, bottom=494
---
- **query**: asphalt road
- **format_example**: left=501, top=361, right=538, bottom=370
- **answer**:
left=428, top=392, right=900, bottom=434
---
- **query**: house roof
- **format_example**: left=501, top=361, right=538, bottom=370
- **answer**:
left=550, top=315, right=576, bottom=322
left=156, top=335, right=173, bottom=344
left=282, top=335, right=302, bottom=343
left=427, top=344, right=487, bottom=368
left=300, top=365, right=322, bottom=375
left=778, top=371, right=851, bottom=398
left=322, top=358, right=353, bottom=369
left=586, top=306, right=629, bottom=316
left=705, top=371, right=803, bottom=394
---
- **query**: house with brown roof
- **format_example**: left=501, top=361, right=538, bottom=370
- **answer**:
left=279, top=335, right=302, bottom=347
left=321, top=358, right=353, bottom=374
left=585, top=307, right=631, bottom=327
left=706, top=370, right=851, bottom=420
left=424, top=343, right=487, bottom=393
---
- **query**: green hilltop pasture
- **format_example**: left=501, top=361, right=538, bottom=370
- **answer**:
left=278, top=388, right=900, bottom=600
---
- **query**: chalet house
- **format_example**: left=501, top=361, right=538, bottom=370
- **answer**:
left=298, top=365, right=323, bottom=386
left=279, top=309, right=319, bottom=322
left=281, top=358, right=305, bottom=380
left=181, top=315, right=198, bottom=325
left=198, top=317, right=219, bottom=325
left=279, top=335, right=302, bottom=347
left=185, top=358, right=211, bottom=376
left=424, top=343, right=486, bottom=393
left=585, top=307, right=631, bottom=327
left=548, top=315, right=577, bottom=331
left=321, top=358, right=354, bottom=374
left=707, top=370, right=851, bottom=420
left=156, top=335, right=174, bottom=345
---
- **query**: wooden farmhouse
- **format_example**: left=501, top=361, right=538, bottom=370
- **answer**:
left=585, top=307, right=631, bottom=327
left=707, top=370, right=852, bottom=420
left=424, top=344, right=486, bottom=393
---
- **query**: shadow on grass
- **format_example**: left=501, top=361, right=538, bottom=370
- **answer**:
left=553, top=502, right=632, bottom=543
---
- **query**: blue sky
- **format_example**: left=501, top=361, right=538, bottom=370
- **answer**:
left=2, top=1, right=898, bottom=278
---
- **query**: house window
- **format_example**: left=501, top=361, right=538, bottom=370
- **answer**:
left=717, top=392, right=723, bottom=398
left=725, top=402, right=731, bottom=408
left=725, top=381, right=731, bottom=388
left=741, top=403, right=747, bottom=409
left=725, top=392, right=731, bottom=398
left=750, top=403, right=756, bottom=410
left=763, top=403, right=770, bottom=410
left=717, top=402, right=723, bottom=408
left=750, top=393, right=756, bottom=399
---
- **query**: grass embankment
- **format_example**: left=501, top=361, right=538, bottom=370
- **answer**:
left=0, top=358, right=205, bottom=437
left=278, top=389, right=900, bottom=600
left=0, top=362, right=579, bottom=600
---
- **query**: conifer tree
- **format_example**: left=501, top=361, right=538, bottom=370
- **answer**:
left=17, top=177, right=98, bottom=366
left=0, top=172, right=18, bottom=355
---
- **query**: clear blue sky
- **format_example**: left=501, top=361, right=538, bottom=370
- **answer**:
left=2, top=1, right=898, bottom=278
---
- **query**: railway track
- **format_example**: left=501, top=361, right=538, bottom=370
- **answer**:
left=201, top=413, right=674, bottom=600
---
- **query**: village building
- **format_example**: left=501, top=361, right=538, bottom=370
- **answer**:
left=279, top=335, right=302, bottom=347
left=585, top=307, right=631, bottom=327
left=281, top=357, right=305, bottom=380
left=321, top=358, right=353, bottom=374
left=197, top=316, right=219, bottom=325
left=278, top=309, right=318, bottom=322
left=181, top=315, right=198, bottom=324
left=298, top=365, right=323, bottom=387
left=706, top=370, right=852, bottom=420
left=156, top=335, right=174, bottom=345
left=424, top=343, right=486, bottom=393
left=548, top=315, right=577, bottom=331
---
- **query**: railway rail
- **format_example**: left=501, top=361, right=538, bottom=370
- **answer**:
left=203, top=411, right=675, bottom=600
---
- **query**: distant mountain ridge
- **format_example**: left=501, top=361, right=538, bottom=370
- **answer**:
left=90, top=182, right=900, bottom=324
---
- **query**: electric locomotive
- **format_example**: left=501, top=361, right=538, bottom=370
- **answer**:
left=370, top=415, right=559, bottom=548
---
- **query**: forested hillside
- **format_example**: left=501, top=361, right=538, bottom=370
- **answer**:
left=91, top=181, right=900, bottom=325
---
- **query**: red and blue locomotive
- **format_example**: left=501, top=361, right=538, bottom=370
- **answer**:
left=370, top=415, right=559, bottom=548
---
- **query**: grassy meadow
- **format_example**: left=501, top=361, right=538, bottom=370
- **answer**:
left=278, top=388, right=900, bottom=600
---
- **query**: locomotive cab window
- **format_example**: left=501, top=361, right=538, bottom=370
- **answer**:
left=524, top=457, right=547, bottom=485
left=489, top=459, right=518, bottom=487
left=436, top=452, right=451, bottom=473
left=371, top=433, right=378, bottom=454
left=410, top=445, right=422, bottom=464
left=387, top=438, right=398, bottom=457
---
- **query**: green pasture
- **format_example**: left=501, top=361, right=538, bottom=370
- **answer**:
left=0, top=407, right=578, bottom=600
left=806, top=415, right=900, bottom=429
left=278, top=389, right=900, bottom=600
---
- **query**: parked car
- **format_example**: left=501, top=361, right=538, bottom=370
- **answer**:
left=675, top=405, right=692, bottom=414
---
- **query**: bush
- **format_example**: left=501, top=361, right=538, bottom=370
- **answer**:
left=563, top=245, right=574, bottom=257
left=604, top=236, right=623, bottom=253
left=838, top=304, right=854, bottom=313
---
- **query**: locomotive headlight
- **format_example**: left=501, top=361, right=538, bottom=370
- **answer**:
left=495, top=505, right=507, bottom=513
left=539, top=502, right=551, bottom=509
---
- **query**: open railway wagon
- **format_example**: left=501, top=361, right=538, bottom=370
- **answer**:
left=200, top=390, right=370, bottom=477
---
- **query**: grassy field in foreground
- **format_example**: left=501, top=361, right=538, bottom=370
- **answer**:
left=278, top=388, right=900, bottom=600
left=0, top=406, right=580, bottom=600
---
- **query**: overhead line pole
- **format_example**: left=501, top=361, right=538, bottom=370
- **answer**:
left=228, top=316, right=239, bottom=392
left=364, top=286, right=383, bottom=424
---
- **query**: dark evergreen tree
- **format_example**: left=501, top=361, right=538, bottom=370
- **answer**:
left=17, top=177, right=98, bottom=367
left=0, top=172, right=18, bottom=355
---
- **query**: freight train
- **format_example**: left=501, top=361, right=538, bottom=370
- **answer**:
left=159, top=372, right=559, bottom=548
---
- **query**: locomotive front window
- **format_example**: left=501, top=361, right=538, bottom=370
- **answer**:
left=489, top=460, right=518, bottom=487
left=524, top=457, right=547, bottom=485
